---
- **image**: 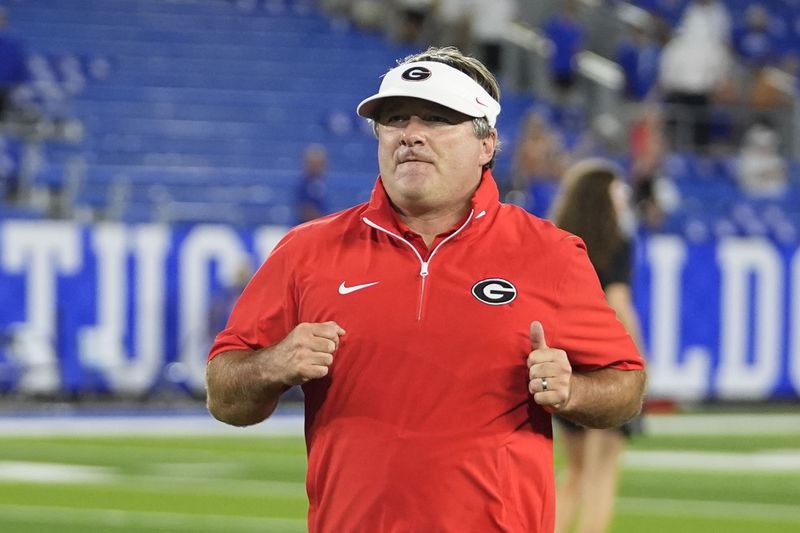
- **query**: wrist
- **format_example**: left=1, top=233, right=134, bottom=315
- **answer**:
left=552, top=373, right=581, bottom=415
left=253, top=347, right=291, bottom=390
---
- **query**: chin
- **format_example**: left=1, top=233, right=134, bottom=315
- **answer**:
left=389, top=171, right=430, bottom=190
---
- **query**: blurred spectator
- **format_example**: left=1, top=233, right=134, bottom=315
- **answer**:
left=549, top=159, right=647, bottom=533
left=349, top=1, right=386, bottom=33
left=392, top=0, right=433, bottom=45
left=543, top=1, right=585, bottom=101
left=510, top=109, right=569, bottom=218
left=733, top=4, right=779, bottom=70
left=744, top=49, right=797, bottom=111
left=676, top=0, right=731, bottom=45
left=0, top=7, right=28, bottom=120
left=735, top=119, right=788, bottom=198
left=0, top=135, right=22, bottom=203
left=3, top=322, right=59, bottom=397
left=296, top=143, right=330, bottom=223
left=616, top=11, right=661, bottom=101
left=628, top=104, right=675, bottom=230
left=749, top=63, right=796, bottom=110
left=207, top=261, right=253, bottom=343
left=629, top=105, right=665, bottom=189
left=428, top=0, right=472, bottom=53
left=468, top=0, right=518, bottom=77
left=658, top=20, right=735, bottom=149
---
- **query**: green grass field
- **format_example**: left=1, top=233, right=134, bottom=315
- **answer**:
left=0, top=414, right=798, bottom=532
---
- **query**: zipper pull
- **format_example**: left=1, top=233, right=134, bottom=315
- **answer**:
left=420, top=261, right=429, bottom=277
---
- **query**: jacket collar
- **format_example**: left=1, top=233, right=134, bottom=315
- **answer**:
left=361, top=168, right=501, bottom=236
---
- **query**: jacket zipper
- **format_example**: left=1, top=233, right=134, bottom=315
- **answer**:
left=417, top=261, right=429, bottom=320
left=362, top=212, right=474, bottom=320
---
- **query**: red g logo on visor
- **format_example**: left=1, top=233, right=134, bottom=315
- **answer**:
left=401, top=66, right=432, bottom=81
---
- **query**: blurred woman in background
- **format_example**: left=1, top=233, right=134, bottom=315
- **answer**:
left=549, top=158, right=646, bottom=533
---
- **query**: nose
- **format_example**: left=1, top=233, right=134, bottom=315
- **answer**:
left=400, top=116, right=426, bottom=146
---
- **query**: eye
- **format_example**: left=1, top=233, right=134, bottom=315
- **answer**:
left=382, top=114, right=408, bottom=126
left=425, top=115, right=453, bottom=124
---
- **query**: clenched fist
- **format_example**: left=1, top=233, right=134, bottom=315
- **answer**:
left=271, top=321, right=346, bottom=385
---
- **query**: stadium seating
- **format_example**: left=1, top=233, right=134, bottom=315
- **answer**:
left=3, top=0, right=432, bottom=224
left=0, top=0, right=797, bottom=238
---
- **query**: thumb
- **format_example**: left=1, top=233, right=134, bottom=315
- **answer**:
left=530, top=321, right=549, bottom=350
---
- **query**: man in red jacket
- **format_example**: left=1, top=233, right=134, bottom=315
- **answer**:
left=206, top=46, right=646, bottom=533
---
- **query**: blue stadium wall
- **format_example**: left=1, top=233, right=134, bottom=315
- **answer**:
left=0, top=220, right=798, bottom=401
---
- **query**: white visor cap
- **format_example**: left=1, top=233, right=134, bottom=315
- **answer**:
left=357, top=61, right=501, bottom=127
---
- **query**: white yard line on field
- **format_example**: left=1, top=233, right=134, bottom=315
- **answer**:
left=645, top=413, right=800, bottom=436
left=0, top=461, right=116, bottom=483
left=617, top=497, right=800, bottom=523
left=623, top=449, right=800, bottom=472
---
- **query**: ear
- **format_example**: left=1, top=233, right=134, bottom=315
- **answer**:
left=478, top=129, right=497, bottom=167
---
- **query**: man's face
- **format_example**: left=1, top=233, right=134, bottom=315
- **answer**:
left=374, top=97, right=496, bottom=216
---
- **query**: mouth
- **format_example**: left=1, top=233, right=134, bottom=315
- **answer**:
left=398, top=156, right=432, bottom=165
left=396, top=149, right=432, bottom=165
left=397, top=160, right=433, bottom=174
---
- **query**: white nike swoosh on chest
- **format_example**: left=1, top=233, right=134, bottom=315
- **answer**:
left=338, top=281, right=379, bottom=295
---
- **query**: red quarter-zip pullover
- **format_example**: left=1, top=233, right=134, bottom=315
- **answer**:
left=210, top=170, right=644, bottom=532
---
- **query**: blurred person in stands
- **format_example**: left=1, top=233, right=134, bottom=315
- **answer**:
left=544, top=1, right=585, bottom=103
left=296, top=143, right=330, bottom=224
left=206, top=46, right=645, bottom=532
left=628, top=104, right=671, bottom=230
left=428, top=0, right=472, bottom=53
left=549, top=159, right=647, bottom=533
left=615, top=10, right=661, bottom=101
left=510, top=108, right=569, bottom=218
left=348, top=0, right=385, bottom=32
left=749, top=57, right=796, bottom=111
left=0, top=134, right=22, bottom=203
left=733, top=3, right=779, bottom=72
left=207, top=261, right=253, bottom=346
left=0, top=7, right=28, bottom=121
left=677, top=0, right=731, bottom=45
left=391, top=0, right=434, bottom=45
left=731, top=4, right=787, bottom=112
left=735, top=118, right=788, bottom=199
left=467, top=0, right=518, bottom=77
left=657, top=7, right=735, bottom=150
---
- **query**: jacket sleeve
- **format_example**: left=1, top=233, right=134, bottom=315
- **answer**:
left=550, top=235, right=644, bottom=372
left=208, top=231, right=298, bottom=360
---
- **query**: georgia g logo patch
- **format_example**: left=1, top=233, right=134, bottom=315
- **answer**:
left=471, top=278, right=517, bottom=306
left=401, top=66, right=432, bottom=81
